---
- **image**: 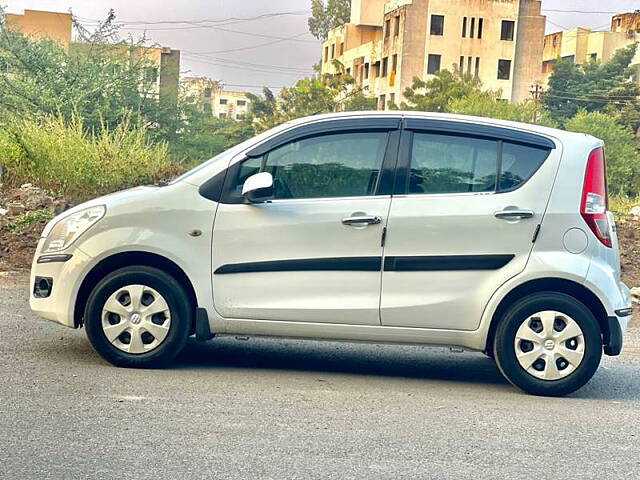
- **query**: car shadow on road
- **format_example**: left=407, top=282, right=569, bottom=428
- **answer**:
left=174, top=337, right=510, bottom=387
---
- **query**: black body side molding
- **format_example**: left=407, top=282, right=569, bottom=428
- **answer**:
left=215, top=255, right=514, bottom=274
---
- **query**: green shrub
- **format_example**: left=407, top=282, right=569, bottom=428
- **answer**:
left=565, top=111, right=640, bottom=196
left=609, top=193, right=640, bottom=216
left=0, top=114, right=182, bottom=202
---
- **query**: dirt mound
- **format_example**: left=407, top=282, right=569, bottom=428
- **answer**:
left=0, top=184, right=67, bottom=272
left=617, top=216, right=640, bottom=288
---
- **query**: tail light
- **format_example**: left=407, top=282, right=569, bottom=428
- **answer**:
left=581, top=147, right=612, bottom=248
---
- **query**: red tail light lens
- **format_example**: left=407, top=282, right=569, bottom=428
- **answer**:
left=581, top=147, right=612, bottom=248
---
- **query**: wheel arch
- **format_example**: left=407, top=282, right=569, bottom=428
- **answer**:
left=74, top=251, right=198, bottom=329
left=485, top=278, right=608, bottom=354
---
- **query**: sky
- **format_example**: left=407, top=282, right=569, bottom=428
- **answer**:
left=2, top=0, right=640, bottom=94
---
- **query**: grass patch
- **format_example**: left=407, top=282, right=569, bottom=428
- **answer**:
left=0, top=114, right=183, bottom=202
left=7, top=209, right=55, bottom=235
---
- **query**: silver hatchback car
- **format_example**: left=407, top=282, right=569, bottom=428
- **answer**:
left=30, top=112, right=632, bottom=396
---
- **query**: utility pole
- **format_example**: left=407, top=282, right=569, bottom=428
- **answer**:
left=530, top=83, right=544, bottom=101
left=530, top=83, right=545, bottom=124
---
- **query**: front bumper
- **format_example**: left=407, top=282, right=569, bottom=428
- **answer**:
left=29, top=241, right=92, bottom=328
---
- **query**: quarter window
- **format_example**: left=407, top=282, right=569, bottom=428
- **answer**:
left=499, top=142, right=550, bottom=191
left=236, top=132, right=389, bottom=199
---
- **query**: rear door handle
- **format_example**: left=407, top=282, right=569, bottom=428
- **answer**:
left=342, top=215, right=382, bottom=226
left=494, top=209, right=535, bottom=220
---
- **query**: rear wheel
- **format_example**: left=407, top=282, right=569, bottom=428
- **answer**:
left=493, top=292, right=602, bottom=396
left=84, top=266, right=192, bottom=368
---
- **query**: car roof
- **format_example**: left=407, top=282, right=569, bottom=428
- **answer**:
left=281, top=110, right=598, bottom=145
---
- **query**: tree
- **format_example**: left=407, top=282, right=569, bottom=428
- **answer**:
left=248, top=73, right=373, bottom=131
left=399, top=70, right=483, bottom=112
left=308, top=0, right=351, bottom=40
left=565, top=110, right=640, bottom=195
left=0, top=11, right=161, bottom=129
left=449, top=91, right=556, bottom=126
left=544, top=44, right=640, bottom=130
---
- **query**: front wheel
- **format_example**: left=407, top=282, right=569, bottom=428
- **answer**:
left=84, top=266, right=192, bottom=368
left=493, top=293, right=602, bottom=396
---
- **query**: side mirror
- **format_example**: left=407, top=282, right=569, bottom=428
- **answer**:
left=242, top=172, right=274, bottom=203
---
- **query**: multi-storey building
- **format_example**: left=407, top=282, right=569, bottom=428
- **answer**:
left=542, top=12, right=640, bottom=86
left=321, top=0, right=546, bottom=109
left=3, top=9, right=181, bottom=103
left=183, top=77, right=252, bottom=121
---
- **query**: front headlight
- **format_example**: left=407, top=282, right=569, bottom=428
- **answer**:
left=42, top=206, right=106, bottom=253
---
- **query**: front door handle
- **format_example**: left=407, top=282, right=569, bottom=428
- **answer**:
left=494, top=209, right=535, bottom=220
left=342, top=215, right=382, bottom=226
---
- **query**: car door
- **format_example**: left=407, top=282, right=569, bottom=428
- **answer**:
left=212, top=117, right=400, bottom=325
left=381, top=118, right=560, bottom=330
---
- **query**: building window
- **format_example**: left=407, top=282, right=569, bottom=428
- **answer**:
left=373, top=61, right=381, bottom=77
left=459, top=56, right=464, bottom=72
left=203, top=87, right=212, bottom=98
left=382, top=57, right=388, bottom=76
left=324, top=46, right=329, bottom=62
left=237, top=99, right=247, bottom=106
left=220, top=98, right=228, bottom=105
left=562, top=54, right=575, bottom=63
left=364, top=63, right=370, bottom=79
left=237, top=114, right=246, bottom=120
left=477, top=18, right=484, bottom=39
left=390, top=93, right=395, bottom=106
left=467, top=56, right=472, bottom=75
left=331, top=44, right=335, bottom=59
left=501, top=20, right=515, bottom=41
left=219, top=112, right=227, bottom=119
left=497, top=59, right=511, bottom=80
left=346, top=67, right=351, bottom=76
left=475, top=57, right=480, bottom=77
left=589, top=53, right=598, bottom=61
left=340, top=42, right=344, bottom=56
left=430, top=15, right=444, bottom=36
left=203, top=103, right=212, bottom=115
left=462, top=17, right=468, bottom=38
left=394, top=16, right=401, bottom=36
left=144, top=67, right=158, bottom=83
left=470, top=18, right=476, bottom=39
left=392, top=54, right=398, bottom=73
left=385, top=19, right=391, bottom=39
left=427, top=54, right=442, bottom=74
left=379, top=94, right=386, bottom=110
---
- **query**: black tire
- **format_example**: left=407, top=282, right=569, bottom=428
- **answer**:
left=84, top=266, right=192, bottom=368
left=493, top=292, right=602, bottom=396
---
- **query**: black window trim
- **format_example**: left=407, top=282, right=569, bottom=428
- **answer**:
left=394, top=119, right=555, bottom=196
left=200, top=118, right=402, bottom=204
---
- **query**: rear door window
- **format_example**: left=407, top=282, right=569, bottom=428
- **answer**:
left=408, top=131, right=550, bottom=195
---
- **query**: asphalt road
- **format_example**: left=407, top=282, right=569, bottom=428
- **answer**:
left=2, top=274, right=640, bottom=479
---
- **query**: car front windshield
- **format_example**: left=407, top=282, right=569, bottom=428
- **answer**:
left=170, top=123, right=292, bottom=185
